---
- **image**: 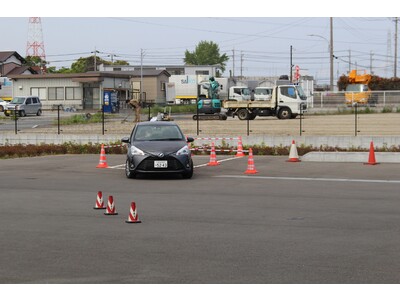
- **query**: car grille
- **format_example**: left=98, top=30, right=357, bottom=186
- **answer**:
left=137, top=157, right=183, bottom=171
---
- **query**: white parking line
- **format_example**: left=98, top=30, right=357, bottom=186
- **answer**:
left=194, top=156, right=242, bottom=168
left=108, top=164, right=125, bottom=169
left=214, top=175, right=400, bottom=184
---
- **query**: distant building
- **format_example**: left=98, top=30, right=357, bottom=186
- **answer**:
left=99, top=64, right=220, bottom=76
left=8, top=70, right=170, bottom=110
left=0, top=51, right=37, bottom=100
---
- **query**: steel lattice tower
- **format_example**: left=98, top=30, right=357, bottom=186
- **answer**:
left=26, top=17, right=46, bottom=61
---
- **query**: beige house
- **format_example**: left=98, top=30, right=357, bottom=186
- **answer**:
left=8, top=70, right=170, bottom=110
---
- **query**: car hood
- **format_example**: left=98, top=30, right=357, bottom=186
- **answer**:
left=133, top=140, right=187, bottom=155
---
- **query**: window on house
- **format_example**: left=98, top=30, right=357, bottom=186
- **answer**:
left=31, top=87, right=47, bottom=100
left=48, top=87, right=65, bottom=100
left=161, top=82, right=166, bottom=91
left=66, top=87, right=82, bottom=100
left=196, top=70, right=210, bottom=75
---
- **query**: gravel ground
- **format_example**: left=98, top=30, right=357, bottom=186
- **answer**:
left=15, top=112, right=400, bottom=137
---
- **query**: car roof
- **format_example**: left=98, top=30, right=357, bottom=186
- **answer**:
left=137, top=121, right=178, bottom=127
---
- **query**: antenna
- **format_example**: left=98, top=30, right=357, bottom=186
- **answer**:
left=26, top=17, right=46, bottom=62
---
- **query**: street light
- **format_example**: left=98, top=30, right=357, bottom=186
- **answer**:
left=308, top=32, right=334, bottom=91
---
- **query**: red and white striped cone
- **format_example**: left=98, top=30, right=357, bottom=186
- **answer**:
left=287, top=140, right=301, bottom=162
left=235, top=136, right=245, bottom=157
left=104, top=195, right=118, bottom=215
left=125, top=202, right=141, bottom=224
left=93, top=191, right=106, bottom=209
left=244, top=148, right=258, bottom=174
left=96, top=144, right=109, bottom=168
left=207, top=142, right=220, bottom=166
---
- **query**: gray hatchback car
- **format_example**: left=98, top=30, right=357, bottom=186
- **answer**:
left=122, top=121, right=194, bottom=179
left=4, top=96, right=42, bottom=117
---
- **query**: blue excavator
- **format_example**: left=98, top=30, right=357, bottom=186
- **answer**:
left=193, top=77, right=227, bottom=120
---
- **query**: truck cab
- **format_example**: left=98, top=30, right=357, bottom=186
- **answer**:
left=228, top=86, right=251, bottom=101
left=254, top=87, right=273, bottom=101
left=274, top=85, right=307, bottom=119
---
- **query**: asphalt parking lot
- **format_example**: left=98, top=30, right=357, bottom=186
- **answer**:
left=1, top=154, right=400, bottom=284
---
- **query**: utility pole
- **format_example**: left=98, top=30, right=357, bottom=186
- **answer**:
left=330, top=17, right=334, bottom=91
left=290, top=45, right=293, bottom=82
left=348, top=49, right=351, bottom=73
left=232, top=49, right=235, bottom=78
left=370, top=51, right=374, bottom=74
left=395, top=17, right=398, bottom=78
left=140, top=48, right=144, bottom=102
left=240, top=51, right=244, bottom=79
left=92, top=47, right=99, bottom=71
left=109, top=53, right=116, bottom=63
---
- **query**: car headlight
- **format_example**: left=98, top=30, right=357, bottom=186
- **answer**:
left=130, top=145, right=145, bottom=156
left=176, top=145, right=190, bottom=156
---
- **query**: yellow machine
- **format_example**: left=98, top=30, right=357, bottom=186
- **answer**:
left=345, top=70, right=376, bottom=106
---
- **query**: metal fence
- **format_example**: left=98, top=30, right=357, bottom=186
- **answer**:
left=1, top=92, right=400, bottom=139
left=309, top=91, right=400, bottom=109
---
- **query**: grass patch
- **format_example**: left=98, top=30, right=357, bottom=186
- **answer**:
left=56, top=112, right=108, bottom=125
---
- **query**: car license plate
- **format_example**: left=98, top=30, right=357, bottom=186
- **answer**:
left=154, top=160, right=168, bottom=168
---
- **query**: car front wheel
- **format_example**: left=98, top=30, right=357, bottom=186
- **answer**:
left=125, top=159, right=136, bottom=179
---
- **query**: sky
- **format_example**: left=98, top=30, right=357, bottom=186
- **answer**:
left=1, top=0, right=400, bottom=86
left=2, top=2, right=400, bottom=299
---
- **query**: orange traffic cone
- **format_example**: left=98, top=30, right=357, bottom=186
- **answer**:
left=364, top=141, right=379, bottom=165
left=126, top=202, right=141, bottom=224
left=235, top=136, right=245, bottom=157
left=94, top=191, right=106, bottom=209
left=287, top=140, right=301, bottom=162
left=244, top=148, right=258, bottom=174
left=207, top=142, right=220, bottom=166
left=96, top=144, right=109, bottom=168
left=104, top=195, right=118, bottom=215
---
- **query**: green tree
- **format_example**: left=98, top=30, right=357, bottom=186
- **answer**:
left=184, top=41, right=229, bottom=74
left=112, top=60, right=129, bottom=65
left=25, top=55, right=47, bottom=67
left=69, top=56, right=106, bottom=73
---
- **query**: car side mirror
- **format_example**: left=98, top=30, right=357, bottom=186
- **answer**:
left=121, top=137, right=130, bottom=143
left=186, top=137, right=194, bottom=143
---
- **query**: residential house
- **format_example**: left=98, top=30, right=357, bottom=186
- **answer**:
left=0, top=51, right=37, bottom=100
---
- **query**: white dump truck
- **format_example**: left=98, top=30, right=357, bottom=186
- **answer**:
left=222, top=84, right=307, bottom=120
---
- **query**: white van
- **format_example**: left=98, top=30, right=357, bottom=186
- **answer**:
left=254, top=87, right=273, bottom=101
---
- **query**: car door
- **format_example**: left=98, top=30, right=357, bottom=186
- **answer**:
left=32, top=97, right=40, bottom=114
left=25, top=98, right=33, bottom=114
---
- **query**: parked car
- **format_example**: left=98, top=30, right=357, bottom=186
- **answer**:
left=0, top=99, right=8, bottom=112
left=4, top=96, right=42, bottom=117
left=121, top=121, right=194, bottom=179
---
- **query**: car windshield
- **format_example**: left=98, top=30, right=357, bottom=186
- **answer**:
left=134, top=125, right=184, bottom=141
left=10, top=97, right=25, bottom=104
